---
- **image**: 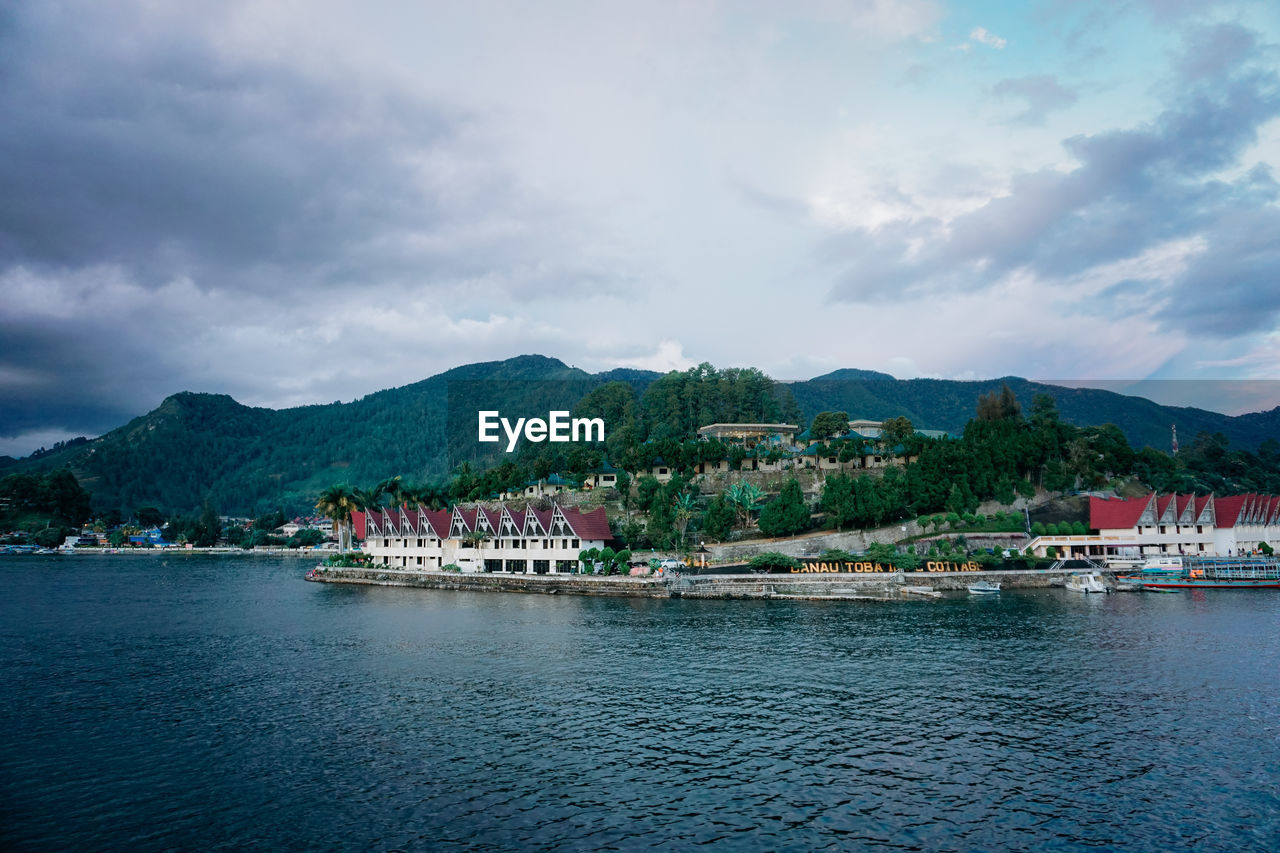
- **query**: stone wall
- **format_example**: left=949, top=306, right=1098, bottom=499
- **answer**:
left=311, top=567, right=668, bottom=597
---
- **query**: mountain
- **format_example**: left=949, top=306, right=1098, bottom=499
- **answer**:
left=2, top=354, right=1276, bottom=516
left=784, top=375, right=1280, bottom=451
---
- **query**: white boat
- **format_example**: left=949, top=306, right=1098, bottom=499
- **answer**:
left=1065, top=572, right=1109, bottom=594
left=967, top=581, right=1001, bottom=595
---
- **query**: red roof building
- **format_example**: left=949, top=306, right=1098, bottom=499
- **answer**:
left=1054, top=492, right=1280, bottom=560
left=353, top=502, right=614, bottom=574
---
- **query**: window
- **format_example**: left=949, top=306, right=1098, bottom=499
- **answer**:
left=658, top=467, right=668, bottom=475
left=1159, top=526, right=1166, bottom=534
left=533, top=560, right=550, bottom=574
left=555, top=559, right=575, bottom=573
left=485, top=559, right=502, bottom=572
left=572, top=539, right=579, bottom=548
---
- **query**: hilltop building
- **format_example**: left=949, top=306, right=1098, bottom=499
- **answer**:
left=354, top=503, right=612, bottom=574
left=696, top=423, right=800, bottom=448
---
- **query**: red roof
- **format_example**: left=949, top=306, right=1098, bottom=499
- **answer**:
left=1214, top=495, right=1247, bottom=528
left=353, top=510, right=367, bottom=540
left=1195, top=495, right=1212, bottom=520
left=1155, top=494, right=1174, bottom=520
left=562, top=506, right=613, bottom=541
left=1089, top=495, right=1152, bottom=530
left=1175, top=494, right=1193, bottom=518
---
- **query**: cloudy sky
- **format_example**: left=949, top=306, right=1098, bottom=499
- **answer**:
left=3, top=0, right=1280, bottom=455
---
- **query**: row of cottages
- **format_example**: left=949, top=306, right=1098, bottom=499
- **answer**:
left=684, top=421, right=942, bottom=480
left=1028, top=493, right=1280, bottom=559
left=353, top=503, right=612, bottom=574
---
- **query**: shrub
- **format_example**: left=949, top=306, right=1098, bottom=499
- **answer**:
left=748, top=552, right=802, bottom=572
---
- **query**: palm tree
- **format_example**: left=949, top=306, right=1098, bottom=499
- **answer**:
left=413, top=482, right=449, bottom=511
left=673, top=491, right=696, bottom=548
left=376, top=476, right=409, bottom=510
left=316, top=484, right=358, bottom=552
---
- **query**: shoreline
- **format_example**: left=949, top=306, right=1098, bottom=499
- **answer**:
left=307, top=565, right=1099, bottom=600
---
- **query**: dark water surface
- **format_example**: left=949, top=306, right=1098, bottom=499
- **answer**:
left=2, top=554, right=1278, bottom=851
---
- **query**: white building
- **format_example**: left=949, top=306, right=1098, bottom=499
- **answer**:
left=355, top=503, right=612, bottom=574
left=1029, top=493, right=1280, bottom=558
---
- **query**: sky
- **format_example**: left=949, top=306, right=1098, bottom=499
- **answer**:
left=2, top=0, right=1280, bottom=456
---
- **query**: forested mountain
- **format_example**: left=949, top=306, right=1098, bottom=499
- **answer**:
left=786, top=374, right=1280, bottom=452
left=2, top=354, right=1277, bottom=516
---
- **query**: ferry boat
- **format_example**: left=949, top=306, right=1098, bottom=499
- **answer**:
left=1123, top=557, right=1280, bottom=590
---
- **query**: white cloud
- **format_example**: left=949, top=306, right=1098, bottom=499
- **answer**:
left=598, top=340, right=696, bottom=374
left=969, top=26, right=1008, bottom=49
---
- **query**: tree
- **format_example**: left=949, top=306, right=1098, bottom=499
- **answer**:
left=135, top=506, right=164, bottom=528
left=809, top=411, right=850, bottom=442
left=703, top=493, right=736, bottom=542
left=821, top=474, right=858, bottom=531
left=192, top=502, right=221, bottom=547
left=287, top=528, right=324, bottom=548
left=880, top=416, right=914, bottom=452
left=316, top=484, right=358, bottom=551
left=635, top=475, right=664, bottom=512
left=864, top=542, right=897, bottom=564
left=976, top=383, right=1022, bottom=422
left=672, top=491, right=696, bottom=548
left=758, top=479, right=810, bottom=538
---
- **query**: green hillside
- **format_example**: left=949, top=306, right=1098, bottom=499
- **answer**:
left=3, top=354, right=1277, bottom=516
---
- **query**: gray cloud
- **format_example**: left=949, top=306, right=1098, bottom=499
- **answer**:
left=0, top=1, right=636, bottom=447
left=993, top=74, right=1079, bottom=124
left=826, top=22, right=1280, bottom=338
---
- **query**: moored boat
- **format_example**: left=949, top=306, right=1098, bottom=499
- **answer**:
left=967, top=580, right=1001, bottom=595
left=1065, top=572, right=1109, bottom=593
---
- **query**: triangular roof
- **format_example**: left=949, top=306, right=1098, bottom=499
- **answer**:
left=1213, top=495, right=1247, bottom=528
left=1089, top=495, right=1153, bottom=530
left=1194, top=494, right=1214, bottom=524
left=561, top=506, right=612, bottom=541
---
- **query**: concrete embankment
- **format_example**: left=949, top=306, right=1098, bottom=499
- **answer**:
left=309, top=567, right=670, bottom=597
left=309, top=567, right=1094, bottom=600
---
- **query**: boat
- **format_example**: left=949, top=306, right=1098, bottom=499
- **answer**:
left=967, top=580, right=1001, bottom=595
left=1127, top=557, right=1280, bottom=590
left=1065, top=572, right=1109, bottom=594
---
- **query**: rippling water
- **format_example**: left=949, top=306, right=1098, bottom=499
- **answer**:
left=2, top=553, right=1278, bottom=851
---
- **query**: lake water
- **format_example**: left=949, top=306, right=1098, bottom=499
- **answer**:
left=2, top=553, right=1278, bottom=851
